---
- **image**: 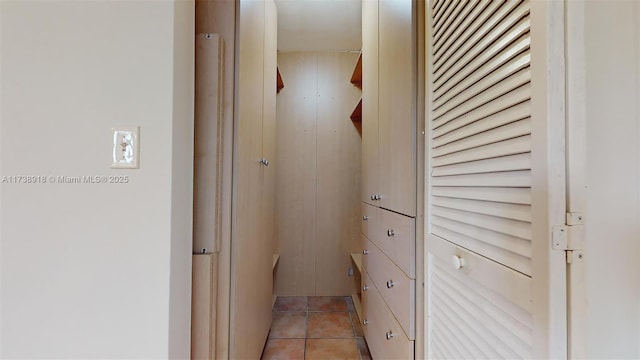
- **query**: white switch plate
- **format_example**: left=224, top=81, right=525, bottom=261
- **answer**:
left=111, top=126, right=139, bottom=169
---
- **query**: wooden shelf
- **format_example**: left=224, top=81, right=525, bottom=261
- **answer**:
left=350, top=53, right=362, bottom=89
left=272, top=253, right=279, bottom=308
left=277, top=67, right=284, bottom=93
left=350, top=98, right=362, bottom=122
left=351, top=293, right=363, bottom=321
left=350, top=252, right=364, bottom=321
left=350, top=252, right=363, bottom=274
left=349, top=53, right=362, bottom=134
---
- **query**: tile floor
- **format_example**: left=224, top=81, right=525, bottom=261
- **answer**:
left=261, top=296, right=372, bottom=360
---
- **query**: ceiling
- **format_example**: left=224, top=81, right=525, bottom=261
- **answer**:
left=275, top=0, right=362, bottom=52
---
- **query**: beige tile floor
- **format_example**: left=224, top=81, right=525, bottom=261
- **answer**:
left=261, top=296, right=372, bottom=360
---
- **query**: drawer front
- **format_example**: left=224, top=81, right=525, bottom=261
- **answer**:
left=361, top=203, right=378, bottom=239
left=427, top=235, right=534, bottom=359
left=361, top=270, right=414, bottom=360
left=362, top=237, right=414, bottom=339
left=369, top=208, right=416, bottom=278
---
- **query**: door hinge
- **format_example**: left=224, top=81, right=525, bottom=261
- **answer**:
left=553, top=212, right=586, bottom=262
left=566, top=249, right=586, bottom=264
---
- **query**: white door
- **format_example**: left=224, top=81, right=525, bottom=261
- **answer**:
left=425, top=0, right=567, bottom=358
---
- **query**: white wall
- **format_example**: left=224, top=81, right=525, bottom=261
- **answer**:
left=584, top=0, right=640, bottom=358
left=0, top=1, right=194, bottom=358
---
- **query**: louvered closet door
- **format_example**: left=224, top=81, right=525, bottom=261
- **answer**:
left=426, top=0, right=567, bottom=359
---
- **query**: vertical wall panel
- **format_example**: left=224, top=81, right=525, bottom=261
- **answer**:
left=316, top=53, right=363, bottom=295
left=274, top=53, right=318, bottom=296
left=276, top=52, right=362, bottom=296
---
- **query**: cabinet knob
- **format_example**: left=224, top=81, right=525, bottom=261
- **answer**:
left=452, top=255, right=465, bottom=270
left=370, top=195, right=375, bottom=201
left=362, top=215, right=369, bottom=221
left=386, top=280, right=395, bottom=288
left=387, top=229, right=395, bottom=237
left=363, top=319, right=369, bottom=325
left=385, top=331, right=394, bottom=340
left=259, top=158, right=269, bottom=166
left=374, top=194, right=381, bottom=201
left=362, top=284, right=369, bottom=292
left=362, top=249, right=369, bottom=255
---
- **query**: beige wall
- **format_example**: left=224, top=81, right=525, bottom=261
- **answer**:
left=275, top=52, right=362, bottom=296
left=0, top=1, right=194, bottom=358
left=584, top=0, right=640, bottom=358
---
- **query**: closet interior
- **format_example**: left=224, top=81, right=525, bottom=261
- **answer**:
left=189, top=1, right=640, bottom=359
left=191, top=0, right=421, bottom=359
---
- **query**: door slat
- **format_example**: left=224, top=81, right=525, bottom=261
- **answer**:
left=432, top=153, right=531, bottom=177
left=431, top=186, right=532, bottom=205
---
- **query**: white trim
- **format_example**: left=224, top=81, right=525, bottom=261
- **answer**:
left=423, top=1, right=435, bottom=358
left=530, top=0, right=568, bottom=358
left=564, top=0, right=587, bottom=358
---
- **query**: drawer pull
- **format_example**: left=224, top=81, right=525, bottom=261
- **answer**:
left=362, top=284, right=369, bottom=292
left=372, top=194, right=381, bottom=201
left=362, top=249, right=369, bottom=255
left=386, top=280, right=395, bottom=288
left=363, top=319, right=369, bottom=325
left=385, top=331, right=394, bottom=340
left=387, top=229, right=395, bottom=237
left=452, top=255, right=465, bottom=270
left=363, top=215, right=369, bottom=221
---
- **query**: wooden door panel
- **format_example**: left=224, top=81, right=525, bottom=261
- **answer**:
left=378, top=0, right=416, bottom=217
left=231, top=1, right=271, bottom=358
left=262, top=0, right=278, bottom=259
left=362, top=0, right=380, bottom=205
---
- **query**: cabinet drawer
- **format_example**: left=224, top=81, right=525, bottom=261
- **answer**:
left=361, top=270, right=414, bottom=360
left=427, top=235, right=534, bottom=359
left=361, top=203, right=378, bottom=239
left=362, top=237, right=414, bottom=339
left=368, top=208, right=415, bottom=278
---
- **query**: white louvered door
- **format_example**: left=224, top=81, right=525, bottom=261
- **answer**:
left=425, top=0, right=568, bottom=359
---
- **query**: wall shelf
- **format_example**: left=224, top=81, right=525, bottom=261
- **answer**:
left=350, top=98, right=362, bottom=122
left=349, top=53, right=363, bottom=136
left=272, top=253, right=280, bottom=309
left=350, top=53, right=362, bottom=89
left=350, top=252, right=364, bottom=321
left=350, top=252, right=363, bottom=273
left=277, top=67, right=285, bottom=93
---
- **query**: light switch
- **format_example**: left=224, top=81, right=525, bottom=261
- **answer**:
left=111, top=126, right=139, bottom=168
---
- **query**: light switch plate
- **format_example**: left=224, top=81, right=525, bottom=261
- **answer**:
left=111, top=126, right=139, bottom=169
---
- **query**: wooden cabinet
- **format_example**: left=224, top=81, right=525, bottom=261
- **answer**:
left=230, top=0, right=277, bottom=358
left=361, top=0, right=380, bottom=207
left=362, top=0, right=417, bottom=217
left=363, top=237, right=415, bottom=339
left=360, top=0, right=418, bottom=358
left=361, top=270, right=414, bottom=360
